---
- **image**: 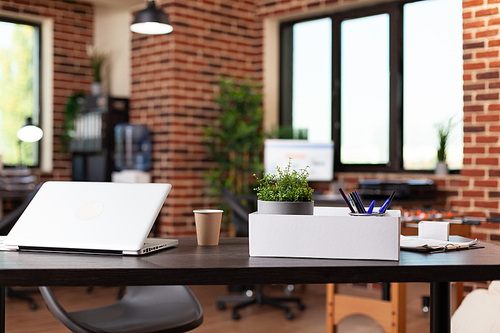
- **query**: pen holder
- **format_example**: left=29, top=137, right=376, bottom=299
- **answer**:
left=349, top=212, right=387, bottom=217
left=249, top=207, right=401, bottom=261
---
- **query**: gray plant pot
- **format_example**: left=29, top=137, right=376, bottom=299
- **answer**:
left=257, top=200, right=314, bottom=215
left=91, top=82, right=102, bottom=96
left=435, top=161, right=449, bottom=175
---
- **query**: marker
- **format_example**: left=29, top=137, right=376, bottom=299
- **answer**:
left=338, top=188, right=355, bottom=213
left=367, top=200, right=376, bottom=214
left=353, top=191, right=366, bottom=214
left=348, top=192, right=360, bottom=213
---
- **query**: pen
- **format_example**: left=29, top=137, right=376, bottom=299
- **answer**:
left=338, top=188, right=355, bottom=213
left=348, top=192, right=360, bottom=213
left=380, top=191, right=396, bottom=213
left=367, top=200, right=376, bottom=214
left=379, top=198, right=390, bottom=213
left=353, top=191, right=366, bottom=214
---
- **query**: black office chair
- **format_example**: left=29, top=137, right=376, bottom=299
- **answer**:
left=216, top=189, right=305, bottom=320
left=0, top=183, right=42, bottom=310
left=39, top=286, right=203, bottom=333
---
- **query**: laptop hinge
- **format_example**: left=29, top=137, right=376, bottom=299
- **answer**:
left=19, top=246, right=122, bottom=255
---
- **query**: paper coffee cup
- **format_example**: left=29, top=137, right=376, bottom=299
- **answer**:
left=193, top=209, right=223, bottom=246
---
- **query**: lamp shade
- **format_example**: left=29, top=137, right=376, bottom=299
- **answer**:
left=17, top=118, right=43, bottom=143
left=131, top=1, right=173, bottom=35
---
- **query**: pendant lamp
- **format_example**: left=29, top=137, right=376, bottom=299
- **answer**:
left=131, top=0, right=173, bottom=35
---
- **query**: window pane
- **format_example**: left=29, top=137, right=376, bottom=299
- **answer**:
left=292, top=18, right=332, bottom=142
left=0, top=20, right=40, bottom=166
left=340, top=14, right=390, bottom=164
left=403, top=0, right=463, bottom=170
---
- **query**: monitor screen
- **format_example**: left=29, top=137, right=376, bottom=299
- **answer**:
left=264, top=139, right=334, bottom=181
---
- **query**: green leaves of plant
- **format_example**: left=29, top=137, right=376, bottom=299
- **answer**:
left=254, top=159, right=314, bottom=202
left=203, top=77, right=264, bottom=196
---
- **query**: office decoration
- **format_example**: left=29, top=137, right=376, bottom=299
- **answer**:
left=254, top=159, right=314, bottom=215
left=193, top=209, right=223, bottom=246
left=86, top=44, right=106, bottom=96
left=435, top=117, right=455, bottom=175
left=60, top=91, right=85, bottom=153
left=249, top=207, right=400, bottom=260
left=131, top=0, right=173, bottom=35
left=204, top=77, right=263, bottom=227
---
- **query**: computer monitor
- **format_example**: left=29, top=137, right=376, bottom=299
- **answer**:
left=263, top=139, right=334, bottom=181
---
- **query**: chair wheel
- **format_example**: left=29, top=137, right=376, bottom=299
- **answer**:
left=232, top=311, right=241, bottom=320
left=298, top=303, right=305, bottom=311
left=29, top=302, right=38, bottom=310
left=217, top=302, right=226, bottom=310
left=286, top=311, right=294, bottom=320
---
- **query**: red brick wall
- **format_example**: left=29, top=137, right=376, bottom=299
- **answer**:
left=130, top=0, right=500, bottom=240
left=130, top=0, right=262, bottom=237
left=7, top=0, right=498, bottom=241
left=459, top=0, right=500, bottom=242
left=0, top=0, right=94, bottom=181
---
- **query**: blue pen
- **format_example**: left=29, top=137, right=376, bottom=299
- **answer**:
left=367, top=200, right=376, bottom=214
left=379, top=198, right=390, bottom=213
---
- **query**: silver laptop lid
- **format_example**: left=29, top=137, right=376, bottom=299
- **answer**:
left=4, top=182, right=172, bottom=252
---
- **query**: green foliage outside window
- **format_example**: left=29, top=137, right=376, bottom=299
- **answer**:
left=0, top=22, right=37, bottom=166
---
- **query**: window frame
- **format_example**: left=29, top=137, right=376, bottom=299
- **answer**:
left=279, top=0, right=461, bottom=174
left=0, top=15, right=42, bottom=168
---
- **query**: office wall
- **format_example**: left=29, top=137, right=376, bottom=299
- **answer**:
left=128, top=0, right=500, bottom=240
left=0, top=0, right=94, bottom=181
left=94, top=4, right=131, bottom=98
left=129, top=1, right=262, bottom=237
left=10, top=0, right=494, bottom=241
left=256, top=0, right=500, bottom=244
left=458, top=0, right=500, bottom=241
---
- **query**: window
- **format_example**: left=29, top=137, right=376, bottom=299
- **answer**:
left=0, top=18, right=41, bottom=167
left=280, top=0, right=463, bottom=172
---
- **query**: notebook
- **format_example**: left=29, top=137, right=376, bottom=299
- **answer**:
left=4, top=181, right=178, bottom=255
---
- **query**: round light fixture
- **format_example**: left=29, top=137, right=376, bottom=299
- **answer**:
left=17, top=118, right=43, bottom=143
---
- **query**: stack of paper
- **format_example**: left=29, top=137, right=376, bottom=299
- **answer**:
left=400, top=235, right=479, bottom=253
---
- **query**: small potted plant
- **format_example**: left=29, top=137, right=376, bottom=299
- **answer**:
left=87, top=44, right=106, bottom=96
left=254, top=159, right=314, bottom=215
left=435, top=118, right=455, bottom=175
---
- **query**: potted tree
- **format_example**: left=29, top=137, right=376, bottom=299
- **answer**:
left=254, top=159, right=314, bottom=215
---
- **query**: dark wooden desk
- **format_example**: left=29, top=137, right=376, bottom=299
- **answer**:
left=0, top=237, right=498, bottom=333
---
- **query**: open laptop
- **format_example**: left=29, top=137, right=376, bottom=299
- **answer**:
left=4, top=181, right=178, bottom=255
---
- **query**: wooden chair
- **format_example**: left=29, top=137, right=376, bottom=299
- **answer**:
left=326, top=220, right=471, bottom=333
left=326, top=283, right=406, bottom=333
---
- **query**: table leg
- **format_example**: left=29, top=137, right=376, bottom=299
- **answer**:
left=0, top=287, right=4, bottom=333
left=430, top=282, right=450, bottom=333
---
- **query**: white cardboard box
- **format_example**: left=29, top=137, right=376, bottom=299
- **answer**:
left=249, top=207, right=401, bottom=261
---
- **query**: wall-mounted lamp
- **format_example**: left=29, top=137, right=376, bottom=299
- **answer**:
left=131, top=0, right=173, bottom=35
